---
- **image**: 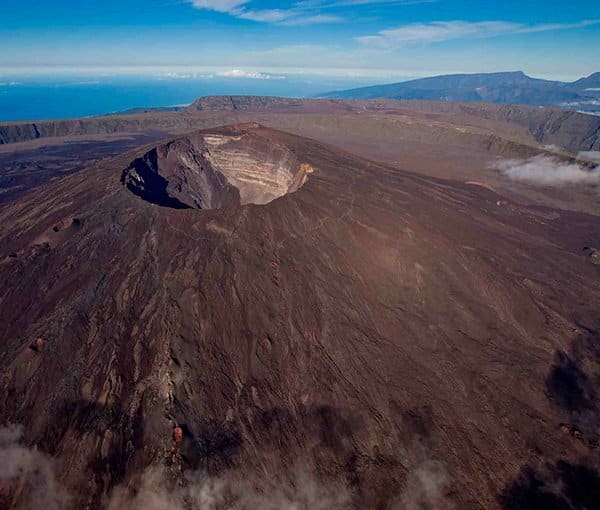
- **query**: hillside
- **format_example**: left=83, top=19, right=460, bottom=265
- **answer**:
left=570, top=72, right=600, bottom=91
left=319, top=71, right=600, bottom=113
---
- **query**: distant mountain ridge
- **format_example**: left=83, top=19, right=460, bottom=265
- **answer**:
left=319, top=71, right=600, bottom=113
left=571, top=72, right=600, bottom=91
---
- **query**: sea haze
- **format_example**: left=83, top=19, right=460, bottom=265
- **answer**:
left=0, top=73, right=386, bottom=122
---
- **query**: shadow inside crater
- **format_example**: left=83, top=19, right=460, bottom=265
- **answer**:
left=121, top=152, right=191, bottom=209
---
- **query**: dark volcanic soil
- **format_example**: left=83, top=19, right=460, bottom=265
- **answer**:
left=1, top=124, right=600, bottom=509
left=0, top=134, right=167, bottom=206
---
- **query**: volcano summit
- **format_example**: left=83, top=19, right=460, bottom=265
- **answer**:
left=122, top=125, right=313, bottom=210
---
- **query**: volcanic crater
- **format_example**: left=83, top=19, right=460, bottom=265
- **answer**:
left=121, top=124, right=314, bottom=210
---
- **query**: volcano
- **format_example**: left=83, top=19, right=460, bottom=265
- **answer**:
left=1, top=123, right=600, bottom=509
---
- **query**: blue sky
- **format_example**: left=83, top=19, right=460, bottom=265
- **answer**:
left=1, top=0, right=599, bottom=81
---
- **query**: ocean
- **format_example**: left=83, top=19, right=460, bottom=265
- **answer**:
left=0, top=74, right=379, bottom=122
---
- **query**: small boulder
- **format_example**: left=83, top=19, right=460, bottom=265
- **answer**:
left=28, top=337, right=43, bottom=353
left=172, top=426, right=183, bottom=443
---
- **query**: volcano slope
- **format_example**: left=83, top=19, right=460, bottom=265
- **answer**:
left=1, top=124, right=600, bottom=510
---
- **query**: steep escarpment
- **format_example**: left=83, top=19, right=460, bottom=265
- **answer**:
left=0, top=113, right=233, bottom=145
left=0, top=97, right=351, bottom=145
left=122, top=140, right=240, bottom=210
left=1, top=124, right=600, bottom=510
left=466, top=103, right=600, bottom=151
left=187, top=95, right=351, bottom=113
left=360, top=100, right=600, bottom=152
left=189, top=97, right=600, bottom=151
left=2, top=96, right=599, bottom=154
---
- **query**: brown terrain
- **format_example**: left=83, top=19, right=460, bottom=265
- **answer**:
left=2, top=96, right=599, bottom=214
left=1, top=99, right=600, bottom=510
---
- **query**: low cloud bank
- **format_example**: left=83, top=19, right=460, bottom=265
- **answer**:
left=158, top=69, right=286, bottom=80
left=216, top=69, right=286, bottom=80
left=1, top=427, right=351, bottom=510
left=2, top=423, right=452, bottom=509
left=0, top=424, right=69, bottom=510
left=397, top=460, right=453, bottom=510
left=109, top=459, right=453, bottom=510
left=108, top=465, right=351, bottom=510
left=578, top=151, right=600, bottom=163
left=488, top=155, right=600, bottom=186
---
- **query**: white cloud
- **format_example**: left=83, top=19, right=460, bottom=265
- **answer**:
left=489, top=155, right=600, bottom=186
left=188, top=0, right=249, bottom=12
left=216, top=69, right=286, bottom=79
left=578, top=151, right=600, bottom=163
left=156, top=69, right=286, bottom=79
left=68, top=80, right=101, bottom=86
left=561, top=99, right=600, bottom=107
left=358, top=19, right=600, bottom=48
left=185, top=0, right=389, bottom=25
left=159, top=72, right=195, bottom=79
left=108, top=465, right=351, bottom=510
left=358, top=21, right=520, bottom=47
left=0, top=424, right=70, bottom=509
left=185, top=0, right=340, bottom=24
left=241, top=10, right=340, bottom=25
left=296, top=0, right=434, bottom=7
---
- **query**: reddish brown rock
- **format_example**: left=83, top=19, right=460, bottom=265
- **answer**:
left=28, top=337, right=43, bottom=353
left=172, top=427, right=183, bottom=444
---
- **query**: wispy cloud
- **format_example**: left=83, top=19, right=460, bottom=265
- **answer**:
left=296, top=0, right=434, bottom=6
left=186, top=0, right=340, bottom=24
left=159, top=71, right=196, bottom=79
left=216, top=69, right=286, bottom=79
left=358, top=19, right=600, bottom=48
left=489, top=155, right=600, bottom=186
left=240, top=9, right=340, bottom=25
left=578, top=151, right=600, bottom=163
left=185, top=0, right=428, bottom=25
left=157, top=68, right=286, bottom=79
left=188, top=0, right=248, bottom=12
left=0, top=424, right=70, bottom=509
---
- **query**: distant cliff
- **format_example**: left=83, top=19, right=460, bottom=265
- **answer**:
left=376, top=100, right=600, bottom=152
left=187, top=95, right=352, bottom=112
left=0, top=114, right=215, bottom=145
